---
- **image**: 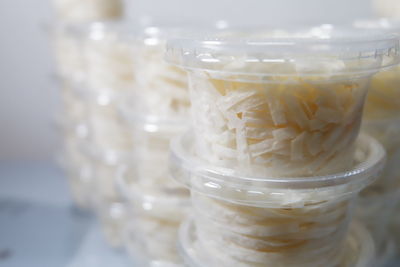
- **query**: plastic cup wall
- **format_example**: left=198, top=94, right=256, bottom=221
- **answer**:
left=119, top=122, right=189, bottom=265
left=187, top=70, right=371, bottom=177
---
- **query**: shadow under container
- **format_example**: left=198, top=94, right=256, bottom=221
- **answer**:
left=165, top=27, right=399, bottom=178
left=170, top=133, right=385, bottom=267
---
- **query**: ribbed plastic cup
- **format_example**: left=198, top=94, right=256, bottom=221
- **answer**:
left=166, top=26, right=399, bottom=177
left=170, top=133, right=385, bottom=267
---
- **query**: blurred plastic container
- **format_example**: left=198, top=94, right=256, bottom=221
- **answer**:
left=61, top=134, right=94, bottom=210
left=120, top=24, right=191, bottom=124
left=179, top=217, right=375, bottom=267
left=170, top=132, right=385, bottom=267
left=118, top=170, right=189, bottom=266
left=52, top=0, right=124, bottom=24
left=90, top=148, right=133, bottom=248
left=116, top=111, right=190, bottom=264
left=353, top=19, right=400, bottom=121
left=58, top=81, right=94, bottom=210
left=51, top=24, right=86, bottom=82
left=82, top=21, right=136, bottom=94
left=166, top=26, right=399, bottom=177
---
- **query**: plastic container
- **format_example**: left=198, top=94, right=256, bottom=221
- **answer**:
left=356, top=186, right=400, bottom=262
left=90, top=149, right=133, bottom=248
left=179, top=217, right=375, bottom=267
left=96, top=199, right=127, bottom=248
left=114, top=116, right=189, bottom=265
left=118, top=170, right=189, bottom=266
left=52, top=0, right=124, bottom=24
left=62, top=134, right=94, bottom=210
left=52, top=24, right=86, bottom=82
left=169, top=132, right=385, bottom=267
left=82, top=21, right=136, bottom=94
left=353, top=19, right=400, bottom=120
left=120, top=24, right=192, bottom=124
left=166, top=27, right=399, bottom=177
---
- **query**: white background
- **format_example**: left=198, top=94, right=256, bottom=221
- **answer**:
left=0, top=0, right=376, bottom=161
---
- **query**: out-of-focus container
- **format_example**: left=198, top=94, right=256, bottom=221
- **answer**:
left=91, top=149, right=132, bottom=248
left=52, top=24, right=86, bottom=82
left=120, top=24, right=191, bottom=124
left=166, top=26, right=399, bottom=177
left=52, top=0, right=124, bottom=24
left=116, top=112, right=190, bottom=264
left=179, top=218, right=376, bottom=267
left=58, top=81, right=94, bottom=210
left=118, top=170, right=189, bottom=266
left=170, top=133, right=385, bottom=267
left=82, top=22, right=136, bottom=94
left=353, top=19, right=400, bottom=257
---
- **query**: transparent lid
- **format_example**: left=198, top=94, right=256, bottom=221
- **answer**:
left=166, top=24, right=400, bottom=77
left=169, top=133, right=386, bottom=207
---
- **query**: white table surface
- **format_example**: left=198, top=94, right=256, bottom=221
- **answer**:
left=0, top=161, right=398, bottom=267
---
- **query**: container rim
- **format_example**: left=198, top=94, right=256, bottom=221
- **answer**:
left=169, top=132, right=386, bottom=191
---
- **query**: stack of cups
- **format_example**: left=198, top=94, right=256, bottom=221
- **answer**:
left=50, top=0, right=125, bottom=213
left=117, top=23, right=192, bottom=266
left=58, top=80, right=94, bottom=209
left=354, top=19, right=400, bottom=262
left=166, top=26, right=399, bottom=266
left=79, top=21, right=136, bottom=247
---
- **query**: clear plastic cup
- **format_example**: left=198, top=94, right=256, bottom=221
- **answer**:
left=58, top=81, right=93, bottom=209
left=353, top=19, right=400, bottom=120
left=170, top=132, right=385, bottom=267
left=114, top=117, right=189, bottom=265
left=95, top=199, right=127, bottom=248
left=61, top=134, right=94, bottom=210
left=90, top=148, right=133, bottom=248
left=120, top=24, right=192, bottom=124
left=52, top=0, right=124, bottom=24
left=179, top=217, right=376, bottom=267
left=117, top=170, right=189, bottom=266
left=51, top=24, right=86, bottom=82
left=82, top=21, right=136, bottom=94
left=166, top=27, right=399, bottom=177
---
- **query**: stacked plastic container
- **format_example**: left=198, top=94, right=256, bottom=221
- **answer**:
left=116, top=23, right=192, bottom=266
left=52, top=0, right=123, bottom=211
left=51, top=0, right=130, bottom=246
left=166, top=26, right=399, bottom=266
left=354, top=19, right=400, bottom=262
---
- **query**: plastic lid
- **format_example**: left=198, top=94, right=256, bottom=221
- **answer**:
left=166, top=25, right=400, bottom=77
left=169, top=133, right=386, bottom=207
left=178, top=217, right=375, bottom=267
